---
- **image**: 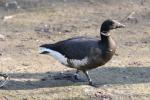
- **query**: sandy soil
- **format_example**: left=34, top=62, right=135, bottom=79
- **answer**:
left=0, top=0, right=150, bottom=99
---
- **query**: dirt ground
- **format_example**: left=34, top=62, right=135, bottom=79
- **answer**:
left=0, top=0, right=150, bottom=100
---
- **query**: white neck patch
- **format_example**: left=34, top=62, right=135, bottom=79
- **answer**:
left=101, top=32, right=111, bottom=36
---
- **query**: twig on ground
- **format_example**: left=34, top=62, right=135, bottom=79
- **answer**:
left=0, top=74, right=10, bottom=88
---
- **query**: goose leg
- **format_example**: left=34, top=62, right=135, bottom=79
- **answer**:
left=54, top=70, right=85, bottom=82
left=54, top=70, right=80, bottom=81
left=74, top=70, right=80, bottom=80
left=83, top=71, right=94, bottom=86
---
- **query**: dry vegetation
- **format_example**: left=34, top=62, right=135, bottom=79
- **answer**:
left=0, top=0, right=150, bottom=100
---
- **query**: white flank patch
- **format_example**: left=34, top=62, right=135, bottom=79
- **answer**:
left=39, top=47, right=68, bottom=65
left=69, top=57, right=88, bottom=68
left=40, top=47, right=89, bottom=68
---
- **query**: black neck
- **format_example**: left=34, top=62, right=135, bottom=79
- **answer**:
left=100, top=31, right=111, bottom=42
left=100, top=23, right=112, bottom=42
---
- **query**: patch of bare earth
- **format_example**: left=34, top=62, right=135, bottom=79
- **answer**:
left=0, top=0, right=150, bottom=99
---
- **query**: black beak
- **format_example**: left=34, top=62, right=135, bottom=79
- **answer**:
left=113, top=20, right=125, bottom=28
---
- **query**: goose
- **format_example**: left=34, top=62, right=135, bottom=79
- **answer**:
left=40, top=19, right=125, bottom=86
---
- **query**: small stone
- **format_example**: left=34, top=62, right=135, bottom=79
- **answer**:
left=22, top=63, right=29, bottom=66
left=35, top=24, right=50, bottom=33
left=41, top=78, right=47, bottom=81
left=0, top=34, right=5, bottom=41
left=22, top=98, right=28, bottom=100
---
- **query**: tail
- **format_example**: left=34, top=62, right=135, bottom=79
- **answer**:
left=39, top=44, right=68, bottom=65
left=40, top=44, right=53, bottom=48
left=39, top=44, right=54, bottom=54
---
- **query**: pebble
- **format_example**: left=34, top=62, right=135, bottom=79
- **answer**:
left=0, top=34, right=5, bottom=41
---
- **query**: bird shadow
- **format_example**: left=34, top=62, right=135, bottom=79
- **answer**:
left=1, top=66, right=150, bottom=90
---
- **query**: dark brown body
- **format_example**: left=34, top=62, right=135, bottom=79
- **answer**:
left=75, top=36, right=117, bottom=70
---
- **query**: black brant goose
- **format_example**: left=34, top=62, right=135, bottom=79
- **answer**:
left=40, top=19, right=125, bottom=86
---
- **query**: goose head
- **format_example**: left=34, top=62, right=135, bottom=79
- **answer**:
left=100, top=19, right=125, bottom=35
